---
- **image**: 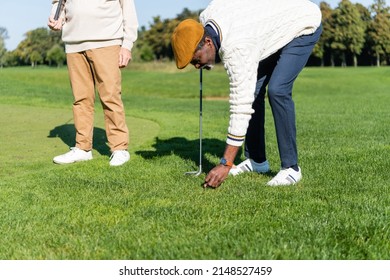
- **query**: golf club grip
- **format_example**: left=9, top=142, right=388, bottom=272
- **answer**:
left=199, top=68, right=202, bottom=113
left=54, top=0, right=63, bottom=20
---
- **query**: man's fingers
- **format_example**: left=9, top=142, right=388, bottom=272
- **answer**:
left=119, top=49, right=132, bottom=68
left=119, top=56, right=131, bottom=68
left=203, top=175, right=222, bottom=188
left=48, top=17, right=63, bottom=31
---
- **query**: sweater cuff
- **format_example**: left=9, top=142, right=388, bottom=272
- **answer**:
left=226, top=133, right=245, bottom=147
left=121, top=40, right=134, bottom=51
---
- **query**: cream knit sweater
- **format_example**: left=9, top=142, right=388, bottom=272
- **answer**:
left=200, top=0, right=321, bottom=147
left=51, top=0, right=138, bottom=53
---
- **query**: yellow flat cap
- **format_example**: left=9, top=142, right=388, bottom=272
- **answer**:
left=171, top=19, right=204, bottom=69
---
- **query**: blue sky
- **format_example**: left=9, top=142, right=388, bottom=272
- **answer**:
left=0, top=0, right=374, bottom=51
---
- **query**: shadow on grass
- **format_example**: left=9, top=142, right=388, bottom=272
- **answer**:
left=47, top=124, right=111, bottom=156
left=136, top=136, right=236, bottom=172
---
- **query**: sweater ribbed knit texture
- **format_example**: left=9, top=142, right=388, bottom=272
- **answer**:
left=199, top=0, right=321, bottom=146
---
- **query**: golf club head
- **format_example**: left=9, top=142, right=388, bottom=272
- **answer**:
left=185, top=166, right=202, bottom=176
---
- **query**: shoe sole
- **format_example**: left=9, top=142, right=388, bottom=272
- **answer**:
left=53, top=158, right=92, bottom=164
left=109, top=159, right=129, bottom=167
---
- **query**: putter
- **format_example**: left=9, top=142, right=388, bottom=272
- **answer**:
left=54, top=0, right=63, bottom=20
left=186, top=68, right=203, bottom=176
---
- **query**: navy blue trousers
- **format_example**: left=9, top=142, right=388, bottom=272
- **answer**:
left=245, top=25, right=322, bottom=168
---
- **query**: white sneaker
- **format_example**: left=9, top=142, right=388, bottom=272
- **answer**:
left=229, top=159, right=270, bottom=176
left=53, top=147, right=92, bottom=164
left=267, top=167, right=302, bottom=186
left=109, top=150, right=130, bottom=166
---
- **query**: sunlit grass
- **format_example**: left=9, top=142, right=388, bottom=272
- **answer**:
left=0, top=65, right=389, bottom=259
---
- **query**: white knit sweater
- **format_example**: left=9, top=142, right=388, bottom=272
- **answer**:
left=51, top=0, right=138, bottom=53
left=200, top=0, right=321, bottom=147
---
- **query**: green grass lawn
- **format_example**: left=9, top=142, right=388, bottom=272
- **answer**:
left=0, top=64, right=389, bottom=259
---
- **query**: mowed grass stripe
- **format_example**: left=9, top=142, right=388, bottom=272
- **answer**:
left=0, top=104, right=160, bottom=179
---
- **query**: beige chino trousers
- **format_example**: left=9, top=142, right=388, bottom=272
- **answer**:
left=66, top=45, right=129, bottom=153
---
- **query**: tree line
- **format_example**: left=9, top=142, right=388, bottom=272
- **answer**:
left=313, top=0, right=390, bottom=66
left=0, top=0, right=389, bottom=68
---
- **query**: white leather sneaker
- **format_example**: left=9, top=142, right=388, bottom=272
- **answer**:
left=109, top=150, right=130, bottom=166
left=53, top=147, right=92, bottom=164
left=267, top=167, right=302, bottom=186
left=229, top=159, right=270, bottom=176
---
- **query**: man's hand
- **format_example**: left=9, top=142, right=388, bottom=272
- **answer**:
left=203, top=144, right=240, bottom=188
left=47, top=16, right=63, bottom=31
left=119, top=48, right=132, bottom=68
left=203, top=165, right=231, bottom=188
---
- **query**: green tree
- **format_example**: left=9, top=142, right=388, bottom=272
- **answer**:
left=0, top=27, right=8, bottom=68
left=142, top=16, right=177, bottom=61
left=30, top=50, right=43, bottom=67
left=140, top=8, right=201, bottom=61
left=367, top=0, right=390, bottom=66
left=2, top=50, right=20, bottom=67
left=314, top=2, right=334, bottom=66
left=16, top=28, right=52, bottom=66
left=46, top=44, right=66, bottom=67
left=48, top=29, right=63, bottom=48
left=139, top=44, right=154, bottom=62
left=0, top=27, right=8, bottom=38
left=0, top=37, right=6, bottom=68
left=331, top=0, right=366, bottom=66
left=176, top=7, right=201, bottom=21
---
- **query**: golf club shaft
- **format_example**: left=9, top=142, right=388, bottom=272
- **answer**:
left=54, top=0, right=63, bottom=20
left=185, top=69, right=203, bottom=176
left=198, top=68, right=203, bottom=172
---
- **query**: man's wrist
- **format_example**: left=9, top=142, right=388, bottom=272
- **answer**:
left=220, top=157, right=233, bottom=167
